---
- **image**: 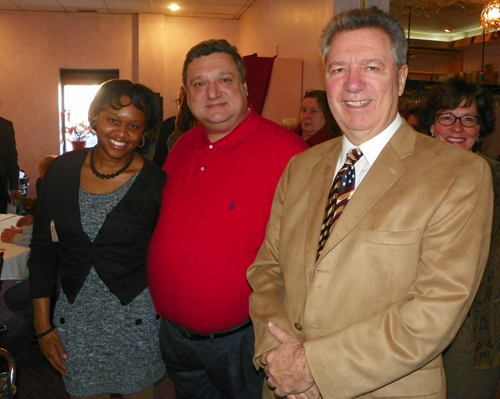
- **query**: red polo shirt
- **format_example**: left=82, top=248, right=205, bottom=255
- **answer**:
left=147, top=108, right=307, bottom=334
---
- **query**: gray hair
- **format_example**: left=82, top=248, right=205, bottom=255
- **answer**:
left=319, top=7, right=408, bottom=70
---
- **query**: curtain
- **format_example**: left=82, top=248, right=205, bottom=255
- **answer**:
left=242, top=54, right=276, bottom=115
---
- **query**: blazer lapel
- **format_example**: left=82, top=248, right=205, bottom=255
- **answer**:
left=316, top=124, right=417, bottom=265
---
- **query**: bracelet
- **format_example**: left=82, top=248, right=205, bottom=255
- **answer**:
left=35, top=326, right=55, bottom=339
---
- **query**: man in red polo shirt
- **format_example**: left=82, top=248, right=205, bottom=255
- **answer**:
left=147, top=39, right=308, bottom=398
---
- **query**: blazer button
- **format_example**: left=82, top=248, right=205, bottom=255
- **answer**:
left=294, top=322, right=303, bottom=331
left=135, top=319, right=142, bottom=326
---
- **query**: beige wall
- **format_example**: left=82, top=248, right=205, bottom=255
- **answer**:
left=5, top=2, right=414, bottom=197
left=162, top=16, right=238, bottom=118
left=0, top=11, right=136, bottom=196
left=238, top=0, right=333, bottom=96
left=0, top=11, right=237, bottom=195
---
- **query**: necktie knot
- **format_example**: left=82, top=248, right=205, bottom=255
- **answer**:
left=346, top=148, right=363, bottom=165
left=316, top=147, right=363, bottom=259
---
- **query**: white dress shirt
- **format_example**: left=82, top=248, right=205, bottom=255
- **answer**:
left=335, top=114, right=403, bottom=190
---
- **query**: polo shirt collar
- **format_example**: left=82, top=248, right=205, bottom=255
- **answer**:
left=192, top=104, right=256, bottom=154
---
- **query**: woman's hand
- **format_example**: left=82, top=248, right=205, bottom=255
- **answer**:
left=33, top=298, right=68, bottom=375
left=38, top=330, right=69, bottom=375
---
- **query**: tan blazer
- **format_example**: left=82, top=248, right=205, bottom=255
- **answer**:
left=248, top=122, right=494, bottom=399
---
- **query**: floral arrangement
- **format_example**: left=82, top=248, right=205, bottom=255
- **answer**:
left=65, top=121, right=96, bottom=142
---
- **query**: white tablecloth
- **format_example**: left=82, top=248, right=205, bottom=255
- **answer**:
left=0, top=214, right=30, bottom=281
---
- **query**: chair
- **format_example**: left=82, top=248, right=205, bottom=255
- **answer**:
left=12, top=198, right=36, bottom=216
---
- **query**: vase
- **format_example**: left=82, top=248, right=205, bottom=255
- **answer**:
left=70, top=141, right=86, bottom=151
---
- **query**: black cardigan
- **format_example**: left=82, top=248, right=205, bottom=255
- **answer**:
left=29, top=149, right=165, bottom=305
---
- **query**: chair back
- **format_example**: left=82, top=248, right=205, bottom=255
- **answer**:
left=0, top=347, right=16, bottom=399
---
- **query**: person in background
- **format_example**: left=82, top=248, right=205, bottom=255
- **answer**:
left=0, top=115, right=21, bottom=335
left=402, top=105, right=423, bottom=132
left=36, top=155, right=57, bottom=193
left=294, top=89, right=341, bottom=146
left=153, top=86, right=197, bottom=167
left=420, top=77, right=499, bottom=399
left=0, top=116, right=21, bottom=213
left=166, top=88, right=197, bottom=152
left=147, top=39, right=308, bottom=399
left=248, top=8, right=493, bottom=399
left=3, top=155, right=58, bottom=321
left=152, top=87, right=182, bottom=167
left=29, top=79, right=166, bottom=399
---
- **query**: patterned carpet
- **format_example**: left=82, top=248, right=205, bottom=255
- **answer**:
left=0, top=280, right=175, bottom=399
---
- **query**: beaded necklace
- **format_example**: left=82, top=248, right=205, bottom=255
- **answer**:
left=90, top=147, right=135, bottom=179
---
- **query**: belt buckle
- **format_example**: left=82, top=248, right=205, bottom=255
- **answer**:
left=181, top=330, right=194, bottom=340
left=180, top=330, right=208, bottom=341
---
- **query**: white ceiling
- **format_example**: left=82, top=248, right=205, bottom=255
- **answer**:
left=0, top=0, right=490, bottom=41
left=0, top=0, right=255, bottom=19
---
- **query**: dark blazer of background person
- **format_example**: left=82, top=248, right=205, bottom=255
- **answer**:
left=0, top=116, right=20, bottom=213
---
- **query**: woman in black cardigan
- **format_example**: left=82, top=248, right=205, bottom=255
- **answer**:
left=29, top=79, right=166, bottom=399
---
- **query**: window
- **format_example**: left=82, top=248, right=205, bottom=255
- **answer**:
left=59, top=69, right=119, bottom=153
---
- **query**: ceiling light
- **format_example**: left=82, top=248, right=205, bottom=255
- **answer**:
left=481, top=0, right=500, bottom=31
left=443, top=27, right=452, bottom=33
left=168, top=4, right=180, bottom=11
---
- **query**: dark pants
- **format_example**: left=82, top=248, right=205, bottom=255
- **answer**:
left=159, top=319, right=264, bottom=399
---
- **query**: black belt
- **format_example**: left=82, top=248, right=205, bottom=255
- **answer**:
left=175, top=320, right=252, bottom=341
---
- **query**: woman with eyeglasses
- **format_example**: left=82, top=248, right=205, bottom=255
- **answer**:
left=420, top=77, right=499, bottom=399
left=294, top=89, right=341, bottom=146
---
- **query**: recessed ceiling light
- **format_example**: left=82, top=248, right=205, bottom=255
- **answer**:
left=443, top=27, right=452, bottom=33
left=168, top=4, right=180, bottom=11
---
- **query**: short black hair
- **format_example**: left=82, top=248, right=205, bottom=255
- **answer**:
left=182, top=39, right=246, bottom=86
left=89, top=79, right=161, bottom=134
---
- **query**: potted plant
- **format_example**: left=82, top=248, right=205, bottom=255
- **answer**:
left=65, top=121, right=96, bottom=150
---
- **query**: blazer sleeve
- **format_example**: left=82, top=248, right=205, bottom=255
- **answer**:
left=4, top=120, right=20, bottom=191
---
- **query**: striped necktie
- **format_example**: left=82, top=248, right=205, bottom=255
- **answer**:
left=317, top=148, right=363, bottom=259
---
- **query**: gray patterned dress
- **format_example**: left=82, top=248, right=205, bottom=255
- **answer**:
left=54, top=175, right=165, bottom=396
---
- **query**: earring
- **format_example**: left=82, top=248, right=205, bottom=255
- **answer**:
left=137, top=136, right=145, bottom=148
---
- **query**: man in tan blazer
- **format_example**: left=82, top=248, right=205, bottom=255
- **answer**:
left=247, top=7, right=494, bottom=399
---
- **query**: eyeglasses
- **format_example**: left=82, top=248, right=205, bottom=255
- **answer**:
left=435, top=113, right=480, bottom=128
